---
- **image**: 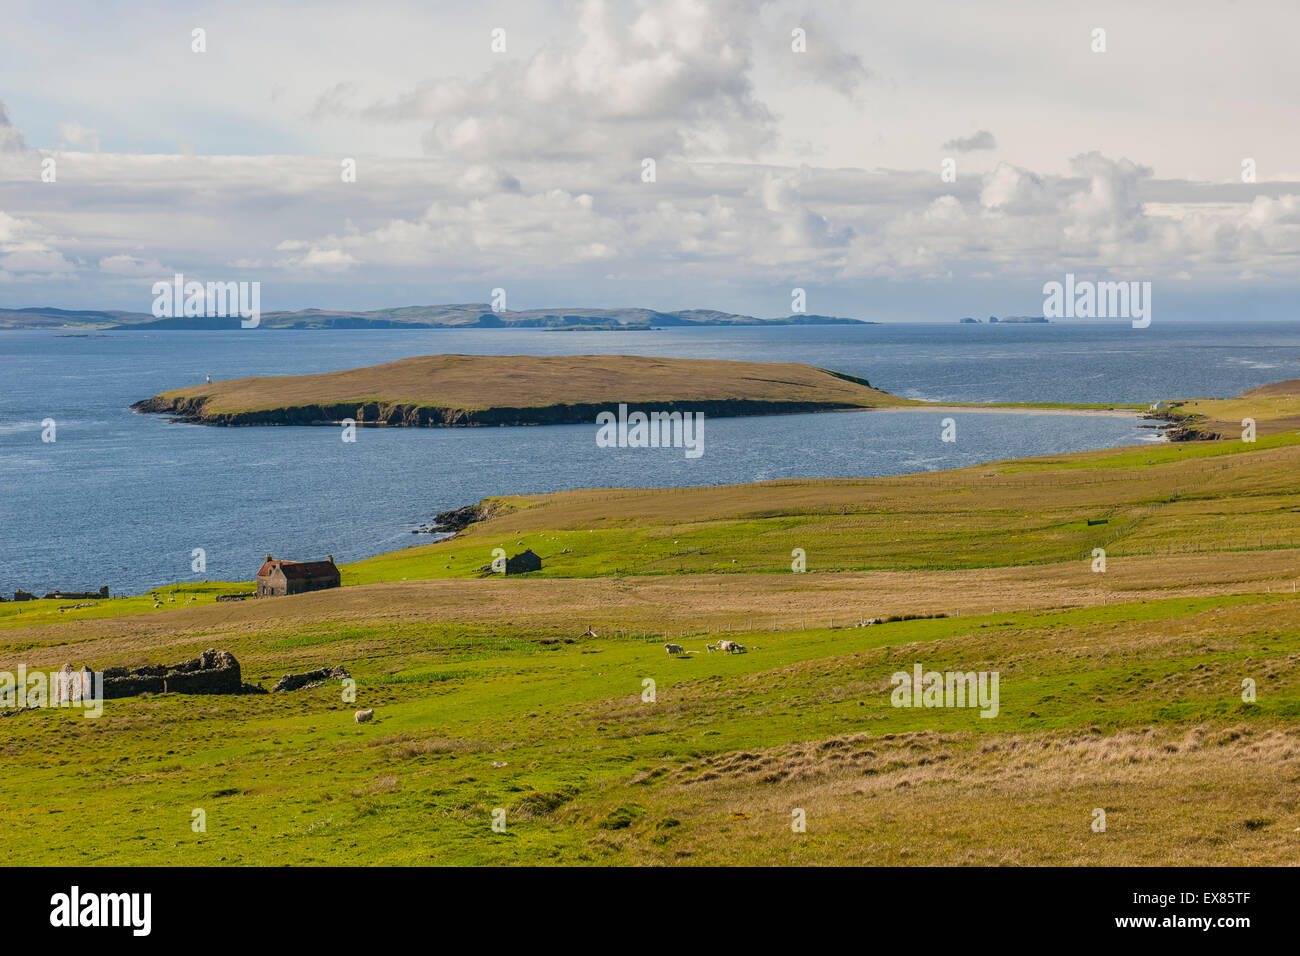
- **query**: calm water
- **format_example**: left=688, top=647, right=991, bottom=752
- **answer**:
left=2, top=321, right=1297, bottom=594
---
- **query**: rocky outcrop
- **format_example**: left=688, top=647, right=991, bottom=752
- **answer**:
left=413, top=503, right=499, bottom=535
left=1166, top=425, right=1223, bottom=442
left=99, top=649, right=264, bottom=698
left=1144, top=403, right=1222, bottom=442
left=271, top=664, right=351, bottom=693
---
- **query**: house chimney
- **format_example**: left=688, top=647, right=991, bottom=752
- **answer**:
left=266, top=553, right=272, bottom=562
left=327, top=554, right=334, bottom=563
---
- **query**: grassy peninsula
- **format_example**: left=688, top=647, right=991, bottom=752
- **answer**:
left=131, top=354, right=918, bottom=426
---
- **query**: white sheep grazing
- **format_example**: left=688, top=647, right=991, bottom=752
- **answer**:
left=354, top=708, right=374, bottom=723
left=718, top=639, right=736, bottom=653
left=664, top=643, right=685, bottom=656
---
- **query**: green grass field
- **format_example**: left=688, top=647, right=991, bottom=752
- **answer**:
left=2, top=392, right=1298, bottom=865
left=1, top=591, right=1295, bottom=865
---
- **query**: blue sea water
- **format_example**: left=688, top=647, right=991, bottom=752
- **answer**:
left=1, top=320, right=1297, bottom=593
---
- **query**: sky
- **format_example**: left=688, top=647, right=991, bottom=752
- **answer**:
left=0, top=0, right=1297, bottom=321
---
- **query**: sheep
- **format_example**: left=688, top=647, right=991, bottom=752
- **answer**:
left=732, top=643, right=747, bottom=654
left=718, top=639, right=737, bottom=653
left=664, top=643, right=685, bottom=656
left=354, top=708, right=374, bottom=723
left=706, top=643, right=718, bottom=652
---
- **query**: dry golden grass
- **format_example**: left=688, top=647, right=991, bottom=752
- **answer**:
left=620, top=723, right=1300, bottom=865
left=466, top=441, right=1300, bottom=533
left=1166, top=379, right=1300, bottom=436
left=150, top=354, right=914, bottom=415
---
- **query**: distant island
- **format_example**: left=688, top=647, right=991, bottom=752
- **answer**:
left=0, top=304, right=874, bottom=331
left=960, top=315, right=1049, bottom=324
left=132, top=354, right=917, bottom=427
left=543, top=324, right=660, bottom=331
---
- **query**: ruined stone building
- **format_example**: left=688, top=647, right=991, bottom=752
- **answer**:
left=255, top=554, right=341, bottom=597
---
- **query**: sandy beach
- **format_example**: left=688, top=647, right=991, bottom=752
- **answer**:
left=874, top=404, right=1146, bottom=418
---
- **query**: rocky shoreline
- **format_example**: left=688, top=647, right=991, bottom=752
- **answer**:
left=1144, top=404, right=1222, bottom=441
left=412, top=503, right=498, bottom=536
left=130, top=395, right=882, bottom=427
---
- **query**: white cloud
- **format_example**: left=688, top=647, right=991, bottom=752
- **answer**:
left=0, top=1, right=1298, bottom=315
left=457, top=165, right=522, bottom=196
left=770, top=13, right=873, bottom=99
left=274, top=186, right=626, bottom=273
left=980, top=163, right=1051, bottom=214
left=0, top=249, right=74, bottom=274
left=0, top=210, right=74, bottom=274
left=98, top=253, right=164, bottom=275
left=281, top=248, right=360, bottom=271
left=3, top=139, right=1299, bottom=305
left=0, top=99, right=26, bottom=153
left=943, top=130, right=997, bottom=153
left=1064, top=152, right=1151, bottom=246
left=58, top=122, right=100, bottom=152
left=341, top=0, right=778, bottom=162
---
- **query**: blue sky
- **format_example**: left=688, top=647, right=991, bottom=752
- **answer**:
left=1, top=0, right=1298, bottom=320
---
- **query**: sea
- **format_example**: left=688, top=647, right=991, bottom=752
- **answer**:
left=2, top=320, right=1297, bottom=594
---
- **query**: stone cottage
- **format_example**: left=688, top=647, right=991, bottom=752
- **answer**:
left=255, top=554, right=341, bottom=597
left=505, top=549, right=542, bottom=574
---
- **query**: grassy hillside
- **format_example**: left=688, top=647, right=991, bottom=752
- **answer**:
left=1, top=401, right=1298, bottom=865
left=345, top=431, right=1300, bottom=583
left=0, top=308, right=142, bottom=330
left=1, top=592, right=1295, bottom=865
left=132, top=354, right=917, bottom=425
